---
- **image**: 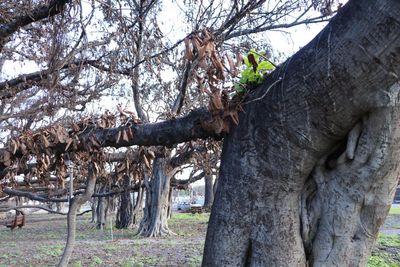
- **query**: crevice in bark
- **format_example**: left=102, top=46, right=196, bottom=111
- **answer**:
left=244, top=239, right=253, bottom=267
left=301, top=104, right=400, bottom=266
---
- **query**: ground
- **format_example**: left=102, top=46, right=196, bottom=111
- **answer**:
left=0, top=207, right=398, bottom=267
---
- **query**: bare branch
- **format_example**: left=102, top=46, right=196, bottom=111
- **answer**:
left=0, top=0, right=69, bottom=44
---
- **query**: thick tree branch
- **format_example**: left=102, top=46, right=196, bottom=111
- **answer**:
left=0, top=0, right=69, bottom=43
left=171, top=170, right=205, bottom=188
left=2, top=184, right=141, bottom=202
left=4, top=205, right=91, bottom=216
left=0, top=107, right=221, bottom=173
left=81, top=108, right=221, bottom=148
left=2, top=187, right=67, bottom=202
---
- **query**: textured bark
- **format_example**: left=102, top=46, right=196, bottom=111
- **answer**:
left=138, top=156, right=172, bottom=237
left=304, top=106, right=400, bottom=266
left=116, top=175, right=133, bottom=229
left=167, top=187, right=173, bottom=219
left=204, top=175, right=214, bottom=209
left=0, top=0, right=69, bottom=49
left=96, top=185, right=109, bottom=230
left=132, top=184, right=144, bottom=225
left=203, top=0, right=400, bottom=266
left=90, top=198, right=96, bottom=223
left=58, top=166, right=96, bottom=267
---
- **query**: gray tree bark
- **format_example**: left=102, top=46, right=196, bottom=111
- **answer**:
left=138, top=156, right=172, bottom=237
left=203, top=0, right=400, bottom=266
left=116, top=175, right=133, bottom=229
left=204, top=174, right=214, bottom=210
left=96, top=185, right=109, bottom=230
left=58, top=165, right=96, bottom=267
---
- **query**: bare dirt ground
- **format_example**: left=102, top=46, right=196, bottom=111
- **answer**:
left=0, top=210, right=398, bottom=267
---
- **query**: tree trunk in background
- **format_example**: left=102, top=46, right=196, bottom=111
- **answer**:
left=138, top=156, right=172, bottom=237
left=204, top=174, right=214, bottom=210
left=90, top=197, right=96, bottom=223
left=56, top=202, right=62, bottom=213
left=58, top=165, right=96, bottom=267
left=96, top=185, right=109, bottom=230
left=132, top=182, right=144, bottom=225
left=203, top=0, right=400, bottom=265
left=116, top=175, right=133, bottom=229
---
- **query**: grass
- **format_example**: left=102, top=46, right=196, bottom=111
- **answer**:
left=168, top=213, right=209, bottom=237
left=0, top=212, right=397, bottom=266
left=89, top=256, right=103, bottom=266
left=368, top=253, right=399, bottom=267
left=378, top=234, right=400, bottom=247
left=72, top=260, right=83, bottom=267
left=121, top=257, right=144, bottom=267
left=389, top=206, right=400, bottom=215
left=170, top=213, right=209, bottom=222
left=188, top=255, right=203, bottom=267
left=367, top=233, right=400, bottom=267
left=104, top=243, right=119, bottom=252
left=40, top=244, right=64, bottom=257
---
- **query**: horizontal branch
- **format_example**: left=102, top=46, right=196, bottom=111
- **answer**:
left=171, top=170, right=205, bottom=188
left=1, top=184, right=141, bottom=203
left=225, top=15, right=332, bottom=40
left=81, top=108, right=221, bottom=148
left=2, top=187, right=67, bottom=202
left=0, top=0, right=69, bottom=43
left=14, top=205, right=90, bottom=216
left=0, top=59, right=97, bottom=99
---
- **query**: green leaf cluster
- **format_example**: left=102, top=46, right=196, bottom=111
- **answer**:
left=234, top=49, right=275, bottom=94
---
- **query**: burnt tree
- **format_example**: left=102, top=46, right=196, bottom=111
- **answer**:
left=203, top=0, right=400, bottom=266
left=115, top=175, right=134, bottom=229
left=138, top=156, right=172, bottom=237
left=1, top=0, right=400, bottom=266
left=203, top=174, right=214, bottom=210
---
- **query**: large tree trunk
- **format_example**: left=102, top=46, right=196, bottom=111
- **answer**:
left=137, top=156, right=172, bottom=237
left=204, top=174, right=214, bottom=210
left=116, top=175, right=133, bottom=229
left=203, top=0, right=400, bottom=266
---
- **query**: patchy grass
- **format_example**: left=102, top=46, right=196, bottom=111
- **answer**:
left=40, top=244, right=64, bottom=257
left=368, top=253, right=399, bottom=267
left=390, top=206, right=400, bottom=215
left=0, top=212, right=398, bottom=266
left=368, top=233, right=400, bottom=267
left=0, top=212, right=209, bottom=266
left=88, top=256, right=103, bottom=266
left=378, top=234, right=400, bottom=247
left=169, top=213, right=209, bottom=237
